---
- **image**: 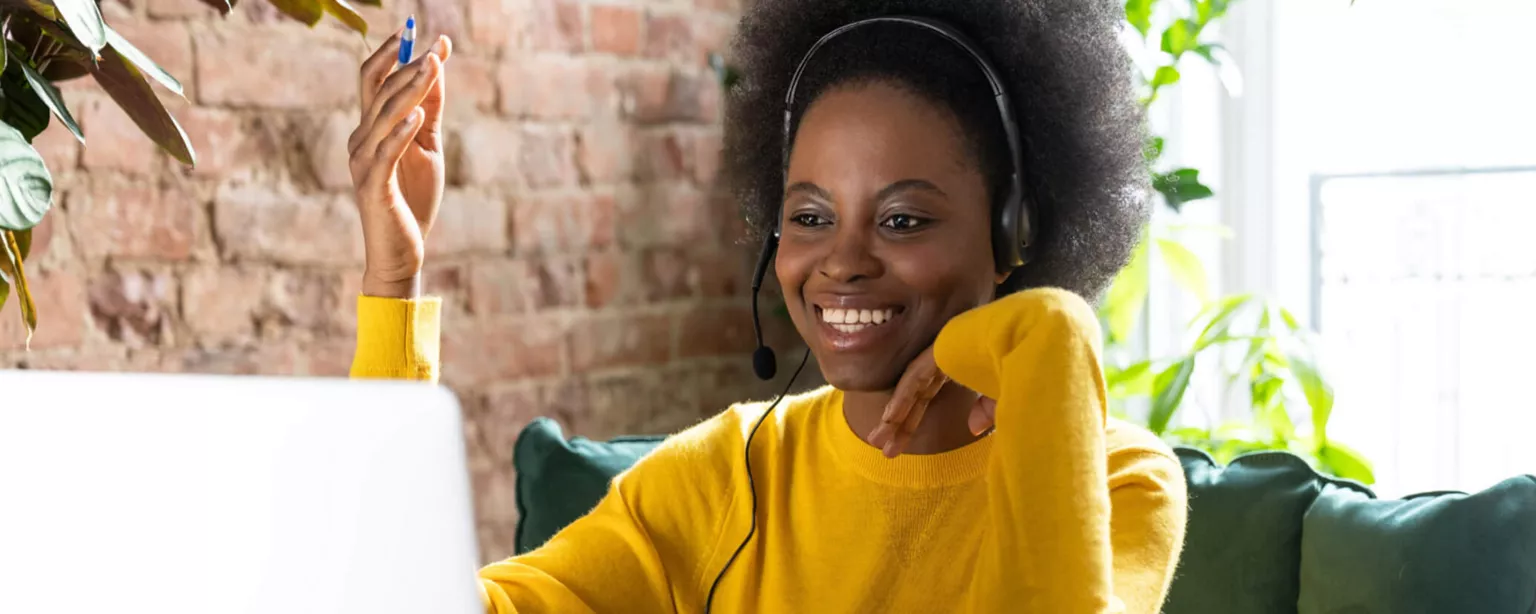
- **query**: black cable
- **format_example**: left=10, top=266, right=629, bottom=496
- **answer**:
left=703, top=348, right=811, bottom=614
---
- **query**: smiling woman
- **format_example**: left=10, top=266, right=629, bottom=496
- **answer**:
left=346, top=0, right=1184, bottom=612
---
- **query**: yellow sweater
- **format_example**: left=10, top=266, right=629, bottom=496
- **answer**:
left=351, top=289, right=1188, bottom=613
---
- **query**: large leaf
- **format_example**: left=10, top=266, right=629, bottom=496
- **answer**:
left=1151, top=65, right=1181, bottom=90
left=1286, top=344, right=1335, bottom=445
left=1192, top=293, right=1251, bottom=351
left=104, top=26, right=184, bottom=97
left=1103, top=237, right=1150, bottom=343
left=1317, top=441, right=1375, bottom=484
left=1155, top=237, right=1210, bottom=304
left=321, top=0, right=369, bottom=35
left=49, top=0, right=107, bottom=57
left=268, top=0, right=325, bottom=26
left=16, top=54, right=83, bottom=143
left=1149, top=356, right=1197, bottom=434
left=1161, top=19, right=1200, bottom=57
left=0, top=122, right=53, bottom=230
left=1153, top=168, right=1216, bottom=212
left=89, top=45, right=196, bottom=166
left=1108, top=359, right=1155, bottom=397
left=0, top=228, right=34, bottom=345
left=1, top=66, right=52, bottom=141
left=1125, top=0, right=1154, bottom=37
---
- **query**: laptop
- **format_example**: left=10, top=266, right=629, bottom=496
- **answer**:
left=0, top=370, right=483, bottom=614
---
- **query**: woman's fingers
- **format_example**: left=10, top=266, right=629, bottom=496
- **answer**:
left=364, top=107, right=426, bottom=190
left=351, top=54, right=439, bottom=156
left=358, top=29, right=404, bottom=116
left=968, top=396, right=997, bottom=436
left=415, top=36, right=453, bottom=152
left=870, top=347, right=947, bottom=455
left=353, top=55, right=440, bottom=159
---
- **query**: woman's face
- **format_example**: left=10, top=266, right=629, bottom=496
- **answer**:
left=777, top=81, right=1002, bottom=392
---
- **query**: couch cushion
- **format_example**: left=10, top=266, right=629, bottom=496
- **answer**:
left=1162, top=448, right=1330, bottom=614
left=512, top=417, right=666, bottom=554
left=1298, top=475, right=1536, bottom=614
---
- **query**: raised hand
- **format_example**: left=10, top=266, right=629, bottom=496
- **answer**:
left=348, top=29, right=453, bottom=299
left=868, top=345, right=998, bottom=458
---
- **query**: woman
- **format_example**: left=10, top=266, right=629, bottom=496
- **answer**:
left=347, top=0, right=1187, bottom=612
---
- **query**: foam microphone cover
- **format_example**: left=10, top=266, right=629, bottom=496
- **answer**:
left=752, top=346, right=777, bottom=380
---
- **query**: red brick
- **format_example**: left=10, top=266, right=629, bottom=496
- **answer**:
left=697, top=0, right=740, bottom=13
left=305, top=111, right=356, bottom=191
left=585, top=62, right=619, bottom=115
left=148, top=0, right=217, bottom=19
left=635, top=129, right=692, bottom=182
left=213, top=186, right=363, bottom=266
left=694, top=14, right=735, bottom=64
left=181, top=265, right=265, bottom=341
left=469, top=256, right=582, bottom=315
left=693, top=360, right=760, bottom=416
left=568, top=312, right=672, bottom=372
left=529, top=0, right=584, bottom=53
left=575, top=122, right=635, bottom=185
left=304, top=338, right=356, bottom=378
left=108, top=19, right=194, bottom=98
left=442, top=315, right=567, bottom=386
left=88, top=268, right=176, bottom=347
left=693, top=130, right=723, bottom=187
left=448, top=56, right=500, bottom=116
left=467, top=0, right=512, bottom=51
left=78, top=97, right=158, bottom=174
left=518, top=127, right=577, bottom=189
left=69, top=180, right=199, bottom=260
left=498, top=55, right=591, bottom=119
left=193, top=28, right=355, bottom=108
left=421, top=263, right=467, bottom=318
left=591, top=5, right=641, bottom=56
left=641, top=247, right=692, bottom=302
left=418, top=0, right=468, bottom=51
left=0, top=267, right=88, bottom=350
left=644, top=12, right=694, bottom=63
left=696, top=247, right=749, bottom=298
left=676, top=304, right=755, bottom=358
left=479, top=382, right=547, bottom=465
left=180, top=108, right=256, bottom=179
left=615, top=183, right=708, bottom=248
left=511, top=191, right=615, bottom=253
left=583, top=248, right=644, bottom=308
left=426, top=190, right=510, bottom=257
left=178, top=345, right=300, bottom=376
left=264, top=269, right=345, bottom=332
left=580, top=370, right=698, bottom=436
left=624, top=66, right=704, bottom=124
left=699, top=73, right=723, bottom=123
left=32, top=122, right=80, bottom=175
left=448, top=121, right=520, bottom=187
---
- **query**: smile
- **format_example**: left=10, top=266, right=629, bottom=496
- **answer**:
left=818, top=306, right=899, bottom=333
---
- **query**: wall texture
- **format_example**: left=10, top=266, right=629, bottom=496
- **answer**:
left=0, top=0, right=809, bottom=562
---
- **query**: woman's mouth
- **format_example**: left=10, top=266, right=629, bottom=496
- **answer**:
left=813, top=304, right=905, bottom=350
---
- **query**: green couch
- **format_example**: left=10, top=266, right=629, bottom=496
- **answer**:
left=511, top=417, right=1536, bottom=613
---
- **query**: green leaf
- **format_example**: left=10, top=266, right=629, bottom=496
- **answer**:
left=1102, top=237, right=1150, bottom=343
left=1151, top=65, right=1181, bottom=90
left=16, top=55, right=83, bottom=143
left=104, top=26, right=184, bottom=97
left=0, top=228, right=34, bottom=345
left=268, top=0, right=325, bottom=26
left=1318, top=441, right=1375, bottom=484
left=1160, top=19, right=1200, bottom=57
left=1152, top=168, right=1216, bottom=213
left=1125, top=0, right=1154, bottom=37
left=1279, top=305, right=1302, bottom=331
left=89, top=44, right=196, bottom=166
left=1193, top=294, right=1251, bottom=351
left=1155, top=238, right=1210, bottom=304
left=1145, top=136, right=1165, bottom=163
left=0, top=122, right=53, bottom=231
left=1286, top=345, right=1335, bottom=445
left=1, top=67, right=52, bottom=141
left=1108, top=359, right=1155, bottom=397
left=49, top=0, right=107, bottom=57
left=1168, top=427, right=1212, bottom=443
left=1149, top=356, right=1197, bottom=434
left=321, top=0, right=369, bottom=35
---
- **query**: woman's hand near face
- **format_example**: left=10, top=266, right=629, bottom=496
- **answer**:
left=348, top=31, right=453, bottom=299
left=867, top=346, right=997, bottom=458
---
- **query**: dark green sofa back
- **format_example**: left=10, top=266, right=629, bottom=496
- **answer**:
left=512, top=418, right=1536, bottom=613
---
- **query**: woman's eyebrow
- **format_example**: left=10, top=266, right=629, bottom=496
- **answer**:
left=875, top=179, right=947, bottom=202
left=784, top=182, right=833, bottom=202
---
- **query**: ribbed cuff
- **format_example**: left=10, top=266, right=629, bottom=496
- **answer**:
left=350, top=295, right=443, bottom=383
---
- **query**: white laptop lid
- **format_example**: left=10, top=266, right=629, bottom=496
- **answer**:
left=0, top=370, right=483, bottom=614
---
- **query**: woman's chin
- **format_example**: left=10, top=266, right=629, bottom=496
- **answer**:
left=818, top=363, right=902, bottom=393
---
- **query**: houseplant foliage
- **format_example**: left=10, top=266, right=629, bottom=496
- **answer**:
left=1107, top=0, right=1374, bottom=483
left=0, top=0, right=376, bottom=344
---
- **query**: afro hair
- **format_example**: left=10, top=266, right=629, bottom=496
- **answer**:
left=721, top=0, right=1150, bottom=301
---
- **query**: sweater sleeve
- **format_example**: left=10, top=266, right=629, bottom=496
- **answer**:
left=349, top=295, right=442, bottom=382
left=932, top=288, right=1185, bottom=614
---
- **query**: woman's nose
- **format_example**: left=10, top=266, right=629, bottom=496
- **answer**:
left=817, top=227, right=882, bottom=283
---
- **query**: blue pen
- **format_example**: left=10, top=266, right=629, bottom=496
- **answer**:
left=398, top=16, right=416, bottom=67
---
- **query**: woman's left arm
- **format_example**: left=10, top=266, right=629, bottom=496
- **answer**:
left=931, top=288, right=1186, bottom=613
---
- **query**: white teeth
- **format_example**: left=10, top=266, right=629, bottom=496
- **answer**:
left=820, top=307, right=897, bottom=329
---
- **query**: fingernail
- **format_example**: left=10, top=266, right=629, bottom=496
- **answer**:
left=882, top=440, right=896, bottom=458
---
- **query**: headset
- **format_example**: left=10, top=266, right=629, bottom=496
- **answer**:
left=708, top=15, right=1034, bottom=613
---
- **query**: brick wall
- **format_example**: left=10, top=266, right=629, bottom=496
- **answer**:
left=0, top=0, right=814, bottom=562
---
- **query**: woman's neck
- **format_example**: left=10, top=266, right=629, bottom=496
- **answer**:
left=841, top=383, right=985, bottom=455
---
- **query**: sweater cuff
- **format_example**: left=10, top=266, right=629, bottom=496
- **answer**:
left=350, top=295, right=442, bottom=383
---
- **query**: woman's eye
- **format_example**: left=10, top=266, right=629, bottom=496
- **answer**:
left=790, top=213, right=827, bottom=227
left=881, top=214, right=928, bottom=232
